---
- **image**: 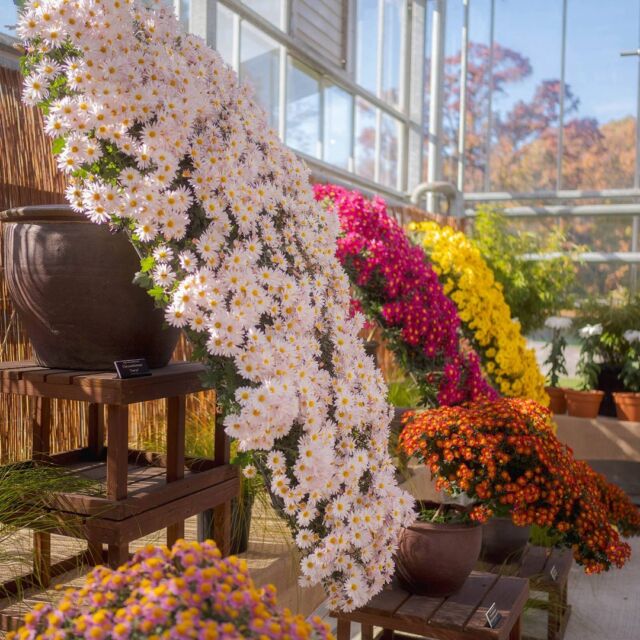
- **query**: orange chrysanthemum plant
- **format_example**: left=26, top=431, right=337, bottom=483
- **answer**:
left=398, top=398, right=640, bottom=573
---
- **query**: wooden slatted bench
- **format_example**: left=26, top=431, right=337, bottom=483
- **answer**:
left=0, top=361, right=239, bottom=607
left=477, top=545, right=572, bottom=640
left=332, top=572, right=529, bottom=640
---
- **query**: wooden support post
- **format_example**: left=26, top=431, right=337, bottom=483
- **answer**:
left=213, top=407, right=232, bottom=555
left=361, top=623, right=373, bottom=640
left=166, top=396, right=186, bottom=546
left=107, top=542, right=130, bottom=569
left=106, top=404, right=129, bottom=501
left=510, top=615, right=522, bottom=640
left=87, top=403, right=105, bottom=460
left=32, top=397, right=52, bottom=587
left=31, top=396, right=51, bottom=461
left=336, top=619, right=350, bottom=640
left=33, top=532, right=51, bottom=588
left=548, top=588, right=561, bottom=639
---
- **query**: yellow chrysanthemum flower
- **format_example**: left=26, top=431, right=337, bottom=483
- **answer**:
left=409, top=221, right=549, bottom=406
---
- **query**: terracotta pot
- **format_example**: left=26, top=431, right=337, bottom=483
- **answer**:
left=613, top=392, right=640, bottom=422
left=480, top=517, right=530, bottom=565
left=396, top=518, right=482, bottom=596
left=0, top=205, right=179, bottom=370
left=564, top=389, right=605, bottom=419
left=545, top=386, right=567, bottom=414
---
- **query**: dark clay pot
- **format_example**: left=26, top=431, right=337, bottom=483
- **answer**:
left=396, top=519, right=482, bottom=597
left=481, top=517, right=531, bottom=565
left=597, top=365, right=625, bottom=417
left=0, top=205, right=179, bottom=370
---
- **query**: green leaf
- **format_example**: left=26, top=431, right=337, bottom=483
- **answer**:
left=140, top=255, right=155, bottom=273
left=51, top=136, right=66, bottom=155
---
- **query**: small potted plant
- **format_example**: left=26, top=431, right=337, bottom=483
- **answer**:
left=543, top=316, right=572, bottom=414
left=399, top=398, right=637, bottom=574
left=395, top=500, right=484, bottom=597
left=566, top=324, right=605, bottom=418
left=613, top=330, right=640, bottom=421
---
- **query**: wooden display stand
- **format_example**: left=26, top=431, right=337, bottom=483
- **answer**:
left=0, top=361, right=239, bottom=596
left=477, top=545, right=573, bottom=640
left=332, top=572, right=529, bottom=640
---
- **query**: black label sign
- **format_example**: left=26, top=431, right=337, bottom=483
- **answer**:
left=485, top=603, right=502, bottom=629
left=114, top=358, right=152, bottom=379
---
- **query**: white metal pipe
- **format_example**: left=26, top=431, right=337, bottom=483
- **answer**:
left=465, top=188, right=640, bottom=202
left=483, top=0, right=495, bottom=191
left=556, top=0, right=568, bottom=190
left=457, top=0, right=470, bottom=193
left=523, top=252, right=640, bottom=264
left=465, top=204, right=640, bottom=217
left=426, top=0, right=446, bottom=212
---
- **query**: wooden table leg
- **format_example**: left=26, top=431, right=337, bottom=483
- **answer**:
left=510, top=614, right=522, bottom=640
left=106, top=405, right=129, bottom=566
left=33, top=531, right=50, bottom=588
left=32, top=397, right=51, bottom=586
left=106, top=405, right=129, bottom=501
left=336, top=619, right=351, bottom=640
left=548, top=587, right=561, bottom=640
left=361, top=623, right=374, bottom=640
left=166, top=396, right=186, bottom=546
left=107, top=542, right=129, bottom=569
left=87, top=403, right=104, bottom=460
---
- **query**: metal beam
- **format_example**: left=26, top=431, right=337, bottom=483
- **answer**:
left=466, top=204, right=640, bottom=218
left=464, top=188, right=640, bottom=202
left=457, top=0, right=470, bottom=193
left=426, top=0, right=446, bottom=212
left=524, top=252, right=640, bottom=264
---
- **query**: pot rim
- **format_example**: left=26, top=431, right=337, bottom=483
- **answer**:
left=613, top=391, right=640, bottom=400
left=564, top=389, right=605, bottom=398
left=405, top=519, right=481, bottom=533
left=0, top=205, right=85, bottom=223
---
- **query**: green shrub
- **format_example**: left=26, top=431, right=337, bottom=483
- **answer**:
left=472, top=206, right=576, bottom=335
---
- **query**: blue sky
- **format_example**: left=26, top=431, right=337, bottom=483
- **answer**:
left=3, top=0, right=639, bottom=123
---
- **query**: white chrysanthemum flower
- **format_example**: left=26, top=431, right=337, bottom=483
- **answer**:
left=624, top=330, right=640, bottom=344
left=545, top=316, right=572, bottom=331
left=579, top=323, right=603, bottom=338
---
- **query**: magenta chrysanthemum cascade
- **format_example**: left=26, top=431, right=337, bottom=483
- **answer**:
left=315, top=184, right=496, bottom=406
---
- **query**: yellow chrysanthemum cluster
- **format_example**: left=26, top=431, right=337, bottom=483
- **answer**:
left=409, top=221, right=548, bottom=406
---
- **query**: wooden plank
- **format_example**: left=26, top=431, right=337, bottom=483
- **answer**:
left=336, top=619, right=350, bottom=640
left=128, top=449, right=218, bottom=472
left=27, top=465, right=238, bottom=522
left=19, top=368, right=73, bottom=383
left=6, top=366, right=48, bottom=380
left=395, top=593, right=445, bottom=626
left=106, top=405, right=129, bottom=501
left=362, top=580, right=412, bottom=615
left=0, top=360, right=36, bottom=371
left=429, top=572, right=499, bottom=630
left=465, top=576, right=529, bottom=638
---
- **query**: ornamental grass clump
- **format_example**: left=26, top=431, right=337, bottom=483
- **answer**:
left=19, top=0, right=415, bottom=610
left=399, top=398, right=639, bottom=573
left=409, top=222, right=548, bottom=405
left=8, top=540, right=334, bottom=640
left=314, top=184, right=496, bottom=408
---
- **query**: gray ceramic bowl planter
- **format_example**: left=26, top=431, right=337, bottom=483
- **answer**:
left=1, top=205, right=179, bottom=370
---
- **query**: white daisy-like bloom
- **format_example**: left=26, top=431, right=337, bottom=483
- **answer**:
left=545, top=316, right=572, bottom=331
left=579, top=323, right=603, bottom=339
left=20, top=0, right=415, bottom=610
left=624, top=330, right=640, bottom=344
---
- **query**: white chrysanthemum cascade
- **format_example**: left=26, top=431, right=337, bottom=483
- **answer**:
left=19, top=0, right=414, bottom=610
